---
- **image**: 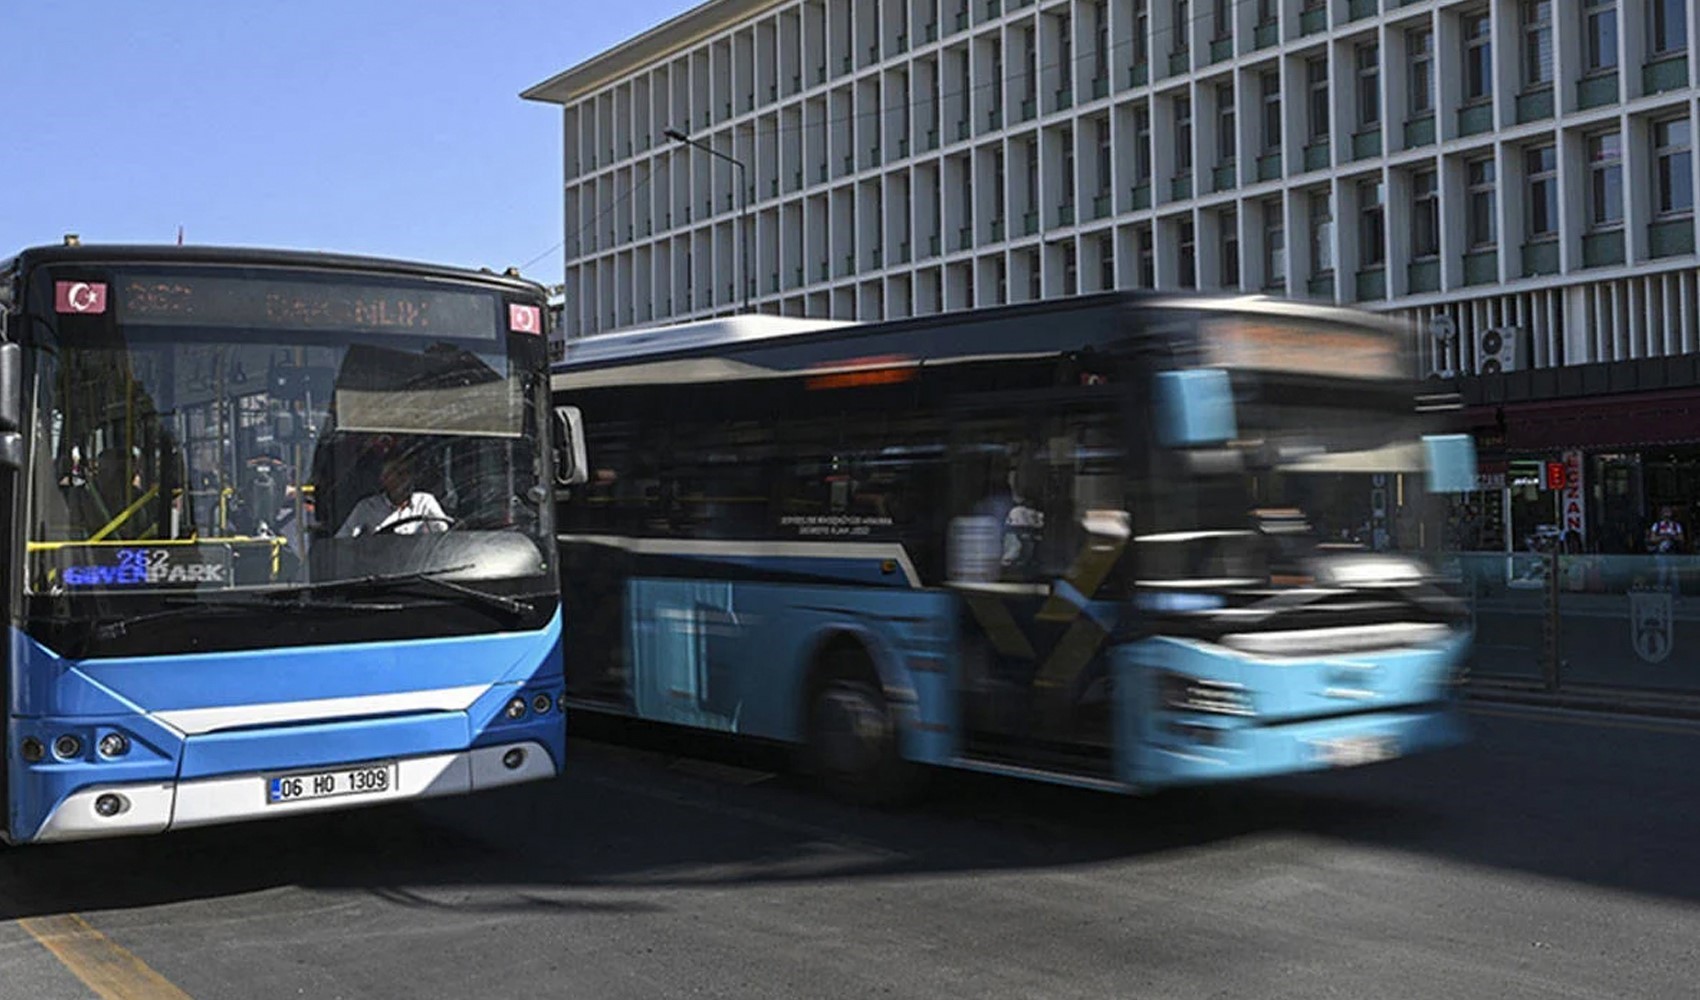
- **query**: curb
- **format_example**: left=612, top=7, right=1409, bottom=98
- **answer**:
left=1465, top=684, right=1700, bottom=721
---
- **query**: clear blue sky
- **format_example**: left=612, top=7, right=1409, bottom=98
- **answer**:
left=2, top=1, right=692, bottom=286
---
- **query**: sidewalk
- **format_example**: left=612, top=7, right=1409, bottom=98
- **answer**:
left=1465, top=678, right=1700, bottom=720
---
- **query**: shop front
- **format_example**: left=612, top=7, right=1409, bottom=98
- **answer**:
left=1451, top=382, right=1700, bottom=699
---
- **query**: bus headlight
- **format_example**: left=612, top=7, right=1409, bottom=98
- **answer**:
left=531, top=693, right=553, bottom=715
left=504, top=697, right=528, bottom=720
left=53, top=734, right=83, bottom=760
left=1156, top=672, right=1254, bottom=716
left=20, top=738, right=45, bottom=763
left=98, top=733, right=131, bottom=759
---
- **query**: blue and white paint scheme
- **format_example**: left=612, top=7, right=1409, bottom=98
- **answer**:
left=7, top=613, right=563, bottom=843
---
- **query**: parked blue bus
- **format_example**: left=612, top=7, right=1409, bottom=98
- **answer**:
left=551, top=294, right=1476, bottom=801
left=1, top=242, right=580, bottom=843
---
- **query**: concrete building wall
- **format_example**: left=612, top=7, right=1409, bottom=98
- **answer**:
left=531, top=0, right=1700, bottom=377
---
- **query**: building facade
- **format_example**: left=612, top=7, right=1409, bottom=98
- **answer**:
left=529, top=0, right=1700, bottom=553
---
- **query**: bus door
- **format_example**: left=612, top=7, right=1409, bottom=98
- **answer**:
left=943, top=390, right=1131, bottom=771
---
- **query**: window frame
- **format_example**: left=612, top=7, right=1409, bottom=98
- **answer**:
left=1356, top=43, right=1380, bottom=129
left=1465, top=155, right=1498, bottom=249
left=1525, top=144, right=1559, bottom=240
left=1309, top=189, right=1334, bottom=276
left=1175, top=95, right=1193, bottom=173
left=1652, top=0, right=1689, bottom=56
left=1260, top=70, right=1282, bottom=153
left=1264, top=198, right=1286, bottom=289
left=1655, top=116, right=1695, bottom=218
left=1408, top=28, right=1434, bottom=116
left=1411, top=168, right=1440, bottom=259
left=1220, top=209, right=1240, bottom=287
left=1217, top=83, right=1237, bottom=164
left=1306, top=56, right=1330, bottom=141
left=1587, top=130, right=1624, bottom=230
left=1583, top=0, right=1619, bottom=74
left=1358, top=179, right=1386, bottom=267
left=1462, top=9, right=1494, bottom=104
left=1522, top=0, right=1554, bottom=89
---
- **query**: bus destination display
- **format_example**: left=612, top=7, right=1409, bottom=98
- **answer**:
left=114, top=272, right=499, bottom=339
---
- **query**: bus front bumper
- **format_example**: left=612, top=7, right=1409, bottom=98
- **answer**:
left=28, top=740, right=556, bottom=844
left=1144, top=707, right=1464, bottom=788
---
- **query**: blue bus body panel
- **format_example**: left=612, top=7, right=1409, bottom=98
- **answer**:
left=7, top=611, right=562, bottom=843
left=1116, top=634, right=1468, bottom=788
left=625, top=578, right=958, bottom=763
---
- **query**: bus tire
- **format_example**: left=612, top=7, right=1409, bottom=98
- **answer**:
left=804, top=646, right=923, bottom=807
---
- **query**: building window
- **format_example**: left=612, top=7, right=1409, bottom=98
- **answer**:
left=1217, top=84, right=1236, bottom=163
left=1656, top=117, right=1694, bottom=217
left=1179, top=218, right=1196, bottom=288
left=1063, top=242, right=1078, bottom=295
left=1221, top=210, right=1240, bottom=286
left=1256, top=0, right=1276, bottom=26
left=1589, top=131, right=1624, bottom=228
left=1653, top=0, right=1688, bottom=54
left=1408, top=29, right=1433, bottom=115
left=1264, top=199, right=1285, bottom=288
left=1134, top=0, right=1149, bottom=65
left=995, top=257, right=1009, bottom=303
left=1135, top=106, right=1153, bottom=183
left=1359, top=179, right=1385, bottom=266
left=1584, top=0, right=1618, bottom=72
left=1096, top=118, right=1112, bottom=196
left=1094, top=2, right=1110, bottom=84
left=1523, top=0, right=1553, bottom=87
left=1176, top=96, right=1192, bottom=173
left=1466, top=156, right=1497, bottom=248
left=1306, top=57, right=1329, bottom=140
left=1526, top=145, right=1558, bottom=239
left=1059, top=16, right=1073, bottom=95
left=1356, top=44, right=1379, bottom=128
left=1028, top=250, right=1042, bottom=301
left=1099, top=235, right=1115, bottom=289
left=1412, top=169, right=1439, bottom=258
left=1260, top=71, right=1281, bottom=153
left=1174, top=0, right=1190, bottom=53
left=1137, top=225, right=1155, bottom=286
left=1463, top=10, right=1493, bottom=103
left=1309, top=190, right=1334, bottom=275
left=1213, top=0, right=1231, bottom=40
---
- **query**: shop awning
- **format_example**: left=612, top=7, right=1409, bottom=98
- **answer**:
left=1459, top=386, right=1700, bottom=452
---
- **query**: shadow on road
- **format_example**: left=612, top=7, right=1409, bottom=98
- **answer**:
left=1, top=708, right=1695, bottom=920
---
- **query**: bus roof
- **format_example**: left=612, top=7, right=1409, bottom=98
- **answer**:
left=551, top=293, right=1407, bottom=381
left=559, top=314, right=858, bottom=366
left=6, top=243, right=546, bottom=297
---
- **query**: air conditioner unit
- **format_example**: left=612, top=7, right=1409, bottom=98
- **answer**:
left=1475, top=326, right=1522, bottom=375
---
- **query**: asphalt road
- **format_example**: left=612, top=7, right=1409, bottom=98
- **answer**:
left=3, top=705, right=1698, bottom=1000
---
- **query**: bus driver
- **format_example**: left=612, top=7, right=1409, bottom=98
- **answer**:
left=336, top=454, right=451, bottom=538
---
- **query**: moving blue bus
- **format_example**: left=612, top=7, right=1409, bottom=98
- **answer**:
left=551, top=294, right=1476, bottom=801
left=1, top=242, right=579, bottom=843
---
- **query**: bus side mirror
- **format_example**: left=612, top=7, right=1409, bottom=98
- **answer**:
left=0, top=342, right=21, bottom=469
left=1154, top=369, right=1236, bottom=447
left=553, top=405, right=589, bottom=487
left=1423, top=434, right=1477, bottom=493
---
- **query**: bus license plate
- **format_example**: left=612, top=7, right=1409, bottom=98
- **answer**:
left=1311, top=735, right=1397, bottom=768
left=267, top=762, right=397, bottom=805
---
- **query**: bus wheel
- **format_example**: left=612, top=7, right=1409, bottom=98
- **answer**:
left=806, top=650, right=922, bottom=806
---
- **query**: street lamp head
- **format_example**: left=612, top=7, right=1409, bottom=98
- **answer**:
left=663, top=128, right=688, bottom=143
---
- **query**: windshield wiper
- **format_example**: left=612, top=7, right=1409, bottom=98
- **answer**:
left=80, top=593, right=407, bottom=641
left=260, top=565, right=541, bottom=617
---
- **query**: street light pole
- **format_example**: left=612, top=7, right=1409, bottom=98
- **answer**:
left=663, top=127, right=751, bottom=314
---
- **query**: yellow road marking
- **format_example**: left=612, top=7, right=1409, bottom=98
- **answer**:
left=1467, top=705, right=1700, bottom=737
left=17, top=913, right=192, bottom=1000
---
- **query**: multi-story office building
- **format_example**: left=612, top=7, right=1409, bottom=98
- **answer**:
left=528, top=0, right=1700, bottom=553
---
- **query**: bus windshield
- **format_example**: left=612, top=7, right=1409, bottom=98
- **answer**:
left=25, top=268, right=550, bottom=596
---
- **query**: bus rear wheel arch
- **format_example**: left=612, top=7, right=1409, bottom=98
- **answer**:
left=802, top=637, right=923, bottom=806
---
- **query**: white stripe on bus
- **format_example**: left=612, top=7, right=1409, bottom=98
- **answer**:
left=151, top=684, right=491, bottom=736
left=558, top=533, right=922, bottom=588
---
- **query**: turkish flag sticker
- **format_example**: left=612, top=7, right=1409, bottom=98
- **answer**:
left=55, top=281, right=109, bottom=315
left=508, top=303, right=542, bottom=335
